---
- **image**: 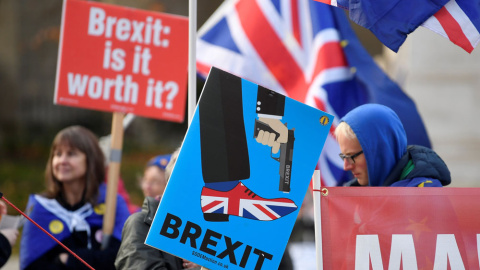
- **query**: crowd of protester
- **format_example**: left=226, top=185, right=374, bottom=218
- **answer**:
left=0, top=103, right=451, bottom=269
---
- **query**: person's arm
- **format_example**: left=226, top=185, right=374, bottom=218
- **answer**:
left=0, top=233, right=12, bottom=268
left=115, top=213, right=169, bottom=270
left=0, top=199, right=13, bottom=267
left=255, top=87, right=288, bottom=154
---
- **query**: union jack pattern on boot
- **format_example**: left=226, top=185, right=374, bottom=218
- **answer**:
left=201, top=182, right=297, bottom=221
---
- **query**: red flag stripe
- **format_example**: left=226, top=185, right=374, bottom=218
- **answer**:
left=433, top=7, right=474, bottom=53
left=311, top=42, right=348, bottom=80
left=197, top=61, right=212, bottom=76
left=313, top=0, right=333, bottom=5
left=254, top=203, right=278, bottom=220
left=202, top=200, right=223, bottom=212
left=236, top=0, right=306, bottom=100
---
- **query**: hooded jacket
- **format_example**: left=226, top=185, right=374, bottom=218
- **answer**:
left=341, top=104, right=451, bottom=187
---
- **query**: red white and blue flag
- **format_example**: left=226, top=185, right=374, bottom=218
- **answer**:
left=201, top=183, right=298, bottom=221
left=315, top=0, right=480, bottom=53
left=423, top=0, right=480, bottom=53
left=196, top=0, right=430, bottom=186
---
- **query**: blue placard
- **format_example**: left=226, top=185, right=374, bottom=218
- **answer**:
left=145, top=67, right=333, bottom=270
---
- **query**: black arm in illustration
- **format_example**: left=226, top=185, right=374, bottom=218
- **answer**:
left=254, top=87, right=295, bottom=193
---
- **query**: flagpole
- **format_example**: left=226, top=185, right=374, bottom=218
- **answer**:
left=188, top=0, right=197, bottom=125
left=193, top=1, right=210, bottom=266
left=313, top=170, right=323, bottom=270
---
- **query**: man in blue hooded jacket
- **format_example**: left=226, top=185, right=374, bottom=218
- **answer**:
left=334, top=104, right=451, bottom=187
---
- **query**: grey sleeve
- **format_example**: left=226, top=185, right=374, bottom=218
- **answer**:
left=115, top=213, right=168, bottom=270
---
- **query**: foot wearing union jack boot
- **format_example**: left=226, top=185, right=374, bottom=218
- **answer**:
left=201, top=182, right=297, bottom=222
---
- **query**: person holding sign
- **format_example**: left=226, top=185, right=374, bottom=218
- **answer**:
left=334, top=104, right=451, bottom=187
left=0, top=200, right=18, bottom=267
left=20, top=126, right=130, bottom=270
left=115, top=149, right=200, bottom=270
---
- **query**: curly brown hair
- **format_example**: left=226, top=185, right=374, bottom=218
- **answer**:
left=44, top=125, right=105, bottom=205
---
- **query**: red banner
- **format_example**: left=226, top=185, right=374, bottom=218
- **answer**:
left=321, top=187, right=480, bottom=269
left=54, top=0, right=188, bottom=122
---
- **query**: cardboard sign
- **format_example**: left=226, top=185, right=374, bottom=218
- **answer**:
left=320, top=187, right=480, bottom=270
left=54, top=0, right=188, bottom=122
left=145, top=67, right=333, bottom=270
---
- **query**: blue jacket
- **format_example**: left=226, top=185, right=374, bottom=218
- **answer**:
left=341, top=104, right=450, bottom=187
left=384, top=145, right=451, bottom=187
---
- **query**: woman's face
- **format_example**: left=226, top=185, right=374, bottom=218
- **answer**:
left=52, top=144, right=87, bottom=184
left=141, top=166, right=167, bottom=198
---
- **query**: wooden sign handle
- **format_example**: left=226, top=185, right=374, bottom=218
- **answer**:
left=102, top=111, right=124, bottom=249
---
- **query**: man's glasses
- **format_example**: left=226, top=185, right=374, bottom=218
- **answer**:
left=339, top=150, right=363, bottom=165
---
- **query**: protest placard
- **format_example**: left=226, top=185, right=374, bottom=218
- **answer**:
left=145, top=67, right=333, bottom=270
left=54, top=0, right=189, bottom=246
left=54, top=0, right=188, bottom=122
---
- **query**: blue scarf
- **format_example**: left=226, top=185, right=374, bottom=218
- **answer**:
left=20, top=183, right=130, bottom=269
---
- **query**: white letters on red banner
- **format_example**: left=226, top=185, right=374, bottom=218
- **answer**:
left=55, top=0, right=188, bottom=122
left=320, top=187, right=480, bottom=270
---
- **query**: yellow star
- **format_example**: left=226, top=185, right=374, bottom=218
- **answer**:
left=405, top=217, right=431, bottom=241
left=417, top=180, right=433, bottom=187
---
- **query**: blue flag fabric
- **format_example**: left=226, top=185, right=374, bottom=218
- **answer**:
left=196, top=0, right=431, bottom=186
left=331, top=7, right=432, bottom=149
left=344, top=0, right=449, bottom=52
left=317, top=0, right=480, bottom=53
left=317, top=0, right=450, bottom=52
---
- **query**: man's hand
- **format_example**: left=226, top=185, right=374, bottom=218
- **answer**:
left=59, top=253, right=69, bottom=264
left=183, top=259, right=200, bottom=269
left=255, top=117, right=288, bottom=154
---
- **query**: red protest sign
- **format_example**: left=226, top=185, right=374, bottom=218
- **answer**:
left=320, top=187, right=480, bottom=270
left=54, top=0, right=188, bottom=122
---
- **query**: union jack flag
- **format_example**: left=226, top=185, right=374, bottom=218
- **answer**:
left=315, top=0, right=480, bottom=53
left=197, top=0, right=430, bottom=186
left=201, top=182, right=298, bottom=221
